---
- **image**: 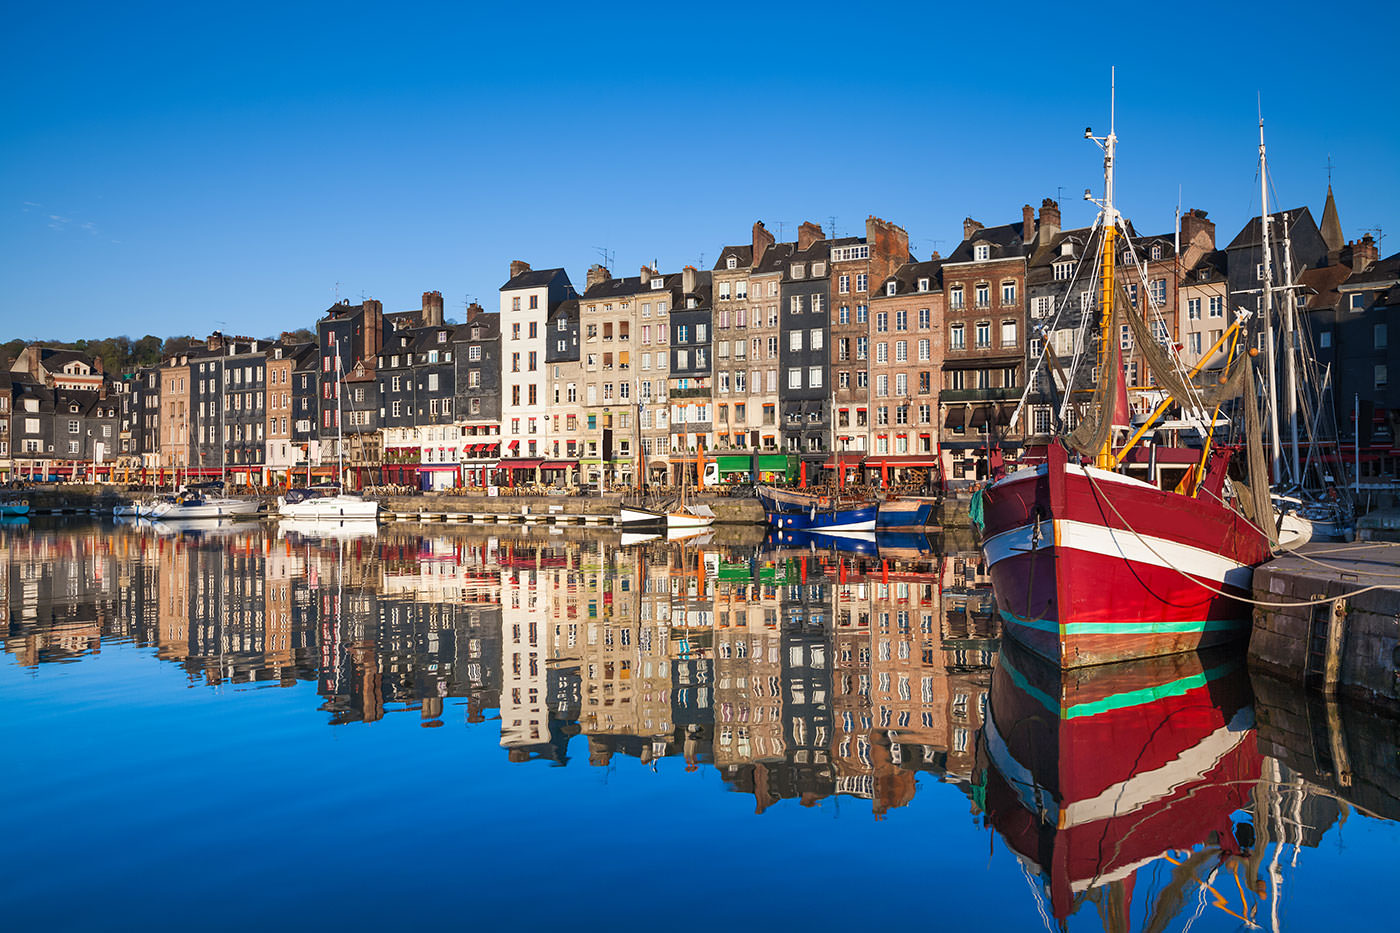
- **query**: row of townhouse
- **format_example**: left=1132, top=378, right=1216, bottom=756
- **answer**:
left=5, top=186, right=1396, bottom=489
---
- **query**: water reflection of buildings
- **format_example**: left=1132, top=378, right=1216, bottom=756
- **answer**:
left=2, top=524, right=1006, bottom=816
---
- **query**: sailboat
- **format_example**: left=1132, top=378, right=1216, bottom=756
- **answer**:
left=1250, top=127, right=1355, bottom=544
left=278, top=340, right=379, bottom=521
left=979, top=77, right=1274, bottom=668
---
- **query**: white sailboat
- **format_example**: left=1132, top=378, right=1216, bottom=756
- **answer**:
left=278, top=338, right=379, bottom=521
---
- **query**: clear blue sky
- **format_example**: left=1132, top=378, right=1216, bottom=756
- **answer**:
left=4, top=0, right=1396, bottom=342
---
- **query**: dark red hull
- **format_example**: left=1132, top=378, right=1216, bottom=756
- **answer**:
left=979, top=443, right=1270, bottom=667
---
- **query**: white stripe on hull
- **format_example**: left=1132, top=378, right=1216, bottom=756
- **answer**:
left=983, top=518, right=1254, bottom=590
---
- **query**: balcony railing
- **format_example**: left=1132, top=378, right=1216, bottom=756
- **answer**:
left=939, top=387, right=1020, bottom=402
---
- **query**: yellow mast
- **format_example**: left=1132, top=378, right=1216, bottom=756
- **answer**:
left=1096, top=222, right=1118, bottom=469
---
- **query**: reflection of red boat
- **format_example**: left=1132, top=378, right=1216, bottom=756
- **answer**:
left=979, top=640, right=1261, bottom=924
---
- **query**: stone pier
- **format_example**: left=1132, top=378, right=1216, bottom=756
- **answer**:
left=1248, top=542, right=1400, bottom=710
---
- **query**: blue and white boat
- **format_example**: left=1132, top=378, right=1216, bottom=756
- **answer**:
left=756, top=485, right=877, bottom=533
left=0, top=499, right=30, bottom=518
left=874, top=496, right=938, bottom=529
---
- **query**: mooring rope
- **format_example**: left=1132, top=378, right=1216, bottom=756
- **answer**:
left=1081, top=469, right=1400, bottom=608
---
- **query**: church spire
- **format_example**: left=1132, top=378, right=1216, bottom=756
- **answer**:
left=1320, top=183, right=1344, bottom=255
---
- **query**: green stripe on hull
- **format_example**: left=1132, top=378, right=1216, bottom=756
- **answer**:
left=999, top=609, right=1248, bottom=636
left=1001, top=650, right=1242, bottom=720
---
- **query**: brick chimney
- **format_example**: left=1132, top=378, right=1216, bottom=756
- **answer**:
left=207, top=331, right=225, bottom=353
left=963, top=218, right=984, bottom=240
left=509, top=259, right=532, bottom=279
left=682, top=265, right=697, bottom=295
left=1179, top=208, right=1215, bottom=249
left=866, top=216, right=910, bottom=278
left=1352, top=234, right=1379, bottom=273
left=1022, top=204, right=1035, bottom=243
left=422, top=290, right=444, bottom=327
left=586, top=263, right=612, bottom=290
left=797, top=221, right=824, bottom=251
left=466, top=301, right=484, bottom=322
left=752, top=220, right=774, bottom=267
left=639, top=264, right=652, bottom=286
left=1038, top=198, right=1061, bottom=243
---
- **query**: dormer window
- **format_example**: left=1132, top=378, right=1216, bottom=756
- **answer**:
left=70, top=404, right=79, bottom=413
left=974, top=244, right=990, bottom=261
left=1122, top=251, right=1134, bottom=264
left=1150, top=244, right=1163, bottom=260
left=811, top=262, right=826, bottom=277
left=1054, top=261, right=1074, bottom=282
left=726, top=256, right=737, bottom=270
left=687, top=297, right=698, bottom=309
left=437, top=331, right=447, bottom=343
left=791, top=264, right=805, bottom=279
left=886, top=281, right=897, bottom=296
left=648, top=278, right=664, bottom=290
left=917, top=278, right=929, bottom=292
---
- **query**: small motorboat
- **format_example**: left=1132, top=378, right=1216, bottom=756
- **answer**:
left=0, top=499, right=30, bottom=518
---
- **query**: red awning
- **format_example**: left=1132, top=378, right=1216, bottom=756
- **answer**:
left=497, top=458, right=544, bottom=469
left=821, top=452, right=866, bottom=469
left=540, top=460, right=578, bottom=470
left=863, top=455, right=941, bottom=467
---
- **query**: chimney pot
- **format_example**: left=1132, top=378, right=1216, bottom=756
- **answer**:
left=509, top=259, right=532, bottom=279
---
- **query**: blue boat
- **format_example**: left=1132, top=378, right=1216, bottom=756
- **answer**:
left=766, top=528, right=879, bottom=556
left=756, top=485, right=878, bottom=533
left=874, top=497, right=937, bottom=529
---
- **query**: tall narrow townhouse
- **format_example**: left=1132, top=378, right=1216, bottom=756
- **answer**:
left=634, top=272, right=676, bottom=488
left=667, top=266, right=713, bottom=485
left=499, top=261, right=575, bottom=483
left=577, top=265, right=650, bottom=488
left=938, top=213, right=1032, bottom=485
left=712, top=222, right=773, bottom=452
left=866, top=258, right=944, bottom=480
left=316, top=298, right=388, bottom=478
left=1174, top=211, right=1227, bottom=371
left=455, top=304, right=503, bottom=487
left=777, top=222, right=831, bottom=474
left=544, top=297, right=581, bottom=478
left=829, top=217, right=910, bottom=468
left=264, top=341, right=303, bottom=486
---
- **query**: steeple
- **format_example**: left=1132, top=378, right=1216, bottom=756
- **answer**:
left=1319, top=183, right=1344, bottom=255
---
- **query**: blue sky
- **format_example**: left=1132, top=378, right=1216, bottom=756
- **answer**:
left=4, top=1, right=1397, bottom=342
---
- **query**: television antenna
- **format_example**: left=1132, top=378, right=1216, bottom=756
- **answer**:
left=593, top=246, right=615, bottom=270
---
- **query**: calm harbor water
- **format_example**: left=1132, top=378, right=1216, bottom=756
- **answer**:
left=1, top=519, right=1396, bottom=932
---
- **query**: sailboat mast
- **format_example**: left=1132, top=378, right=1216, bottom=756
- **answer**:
left=220, top=348, right=226, bottom=488
left=335, top=337, right=345, bottom=485
left=1093, top=71, right=1119, bottom=471
left=1259, top=115, right=1283, bottom=484
left=1281, top=217, right=1301, bottom=483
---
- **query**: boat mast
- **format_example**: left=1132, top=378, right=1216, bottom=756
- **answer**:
left=335, top=336, right=345, bottom=486
left=1259, top=114, right=1283, bottom=484
left=1088, top=69, right=1120, bottom=470
left=1281, top=214, right=1301, bottom=484
left=219, top=345, right=228, bottom=489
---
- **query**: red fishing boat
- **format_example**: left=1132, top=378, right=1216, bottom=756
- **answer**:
left=978, top=641, right=1263, bottom=927
left=979, top=81, right=1274, bottom=667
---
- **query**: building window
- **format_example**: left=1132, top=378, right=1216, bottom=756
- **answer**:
left=1187, top=297, right=1201, bottom=320
left=950, top=287, right=964, bottom=309
left=876, top=373, right=889, bottom=397
left=1001, top=320, right=1017, bottom=347
left=950, top=324, right=965, bottom=350
left=974, top=322, right=990, bottom=349
left=856, top=273, right=867, bottom=292
left=1209, top=296, right=1224, bottom=318
left=974, top=245, right=990, bottom=261
left=1377, top=365, right=1388, bottom=389
left=1351, top=293, right=1367, bottom=312
left=876, top=312, right=889, bottom=333
left=788, top=368, right=801, bottom=389
left=838, top=274, right=850, bottom=294
left=1001, top=281, right=1017, bottom=305
left=1377, top=324, right=1388, bottom=349
left=918, top=308, right=930, bottom=329
left=1319, top=330, right=1332, bottom=349
left=809, top=367, right=823, bottom=388
left=975, top=283, right=990, bottom=308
